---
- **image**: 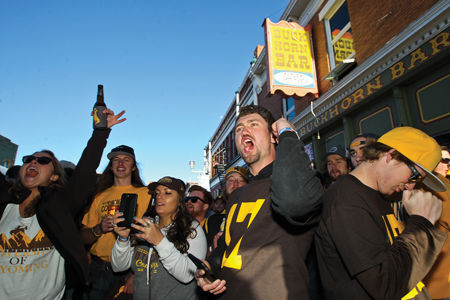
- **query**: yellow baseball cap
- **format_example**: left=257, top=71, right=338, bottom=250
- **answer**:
left=378, top=126, right=446, bottom=192
left=225, top=166, right=248, bottom=181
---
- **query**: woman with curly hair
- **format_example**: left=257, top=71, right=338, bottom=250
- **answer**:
left=111, top=176, right=207, bottom=300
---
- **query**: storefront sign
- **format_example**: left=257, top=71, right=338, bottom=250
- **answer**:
left=332, top=29, right=354, bottom=64
left=264, top=18, right=318, bottom=97
left=299, top=30, right=449, bottom=137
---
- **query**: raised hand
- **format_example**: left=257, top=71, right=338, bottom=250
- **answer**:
left=105, top=109, right=126, bottom=128
left=132, top=217, right=164, bottom=246
left=402, top=189, right=443, bottom=225
left=271, top=117, right=295, bottom=143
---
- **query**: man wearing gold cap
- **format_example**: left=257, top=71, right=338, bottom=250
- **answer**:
left=315, top=126, right=447, bottom=300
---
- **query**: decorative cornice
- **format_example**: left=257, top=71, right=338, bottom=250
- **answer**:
left=293, top=0, right=450, bottom=128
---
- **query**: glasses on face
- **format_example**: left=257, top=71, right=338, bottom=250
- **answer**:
left=184, top=196, right=206, bottom=204
left=22, top=155, right=52, bottom=165
left=407, top=164, right=423, bottom=184
left=441, top=158, right=450, bottom=165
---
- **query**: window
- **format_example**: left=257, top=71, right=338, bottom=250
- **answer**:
left=283, top=97, right=296, bottom=121
left=320, top=0, right=355, bottom=72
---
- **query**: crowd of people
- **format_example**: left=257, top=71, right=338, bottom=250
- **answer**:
left=0, top=104, right=448, bottom=300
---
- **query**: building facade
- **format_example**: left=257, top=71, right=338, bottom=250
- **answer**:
left=205, top=0, right=450, bottom=194
left=0, top=135, right=18, bottom=168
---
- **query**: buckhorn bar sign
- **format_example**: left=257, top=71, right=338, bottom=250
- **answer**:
left=264, top=18, right=319, bottom=97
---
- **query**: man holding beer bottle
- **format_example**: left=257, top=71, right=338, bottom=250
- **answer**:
left=81, top=145, right=150, bottom=299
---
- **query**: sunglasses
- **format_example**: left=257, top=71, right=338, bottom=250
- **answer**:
left=184, top=196, right=206, bottom=204
left=441, top=158, right=450, bottom=164
left=22, top=155, right=52, bottom=165
left=407, top=164, right=423, bottom=183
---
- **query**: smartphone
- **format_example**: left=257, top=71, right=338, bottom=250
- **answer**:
left=117, top=193, right=138, bottom=228
left=187, top=253, right=216, bottom=282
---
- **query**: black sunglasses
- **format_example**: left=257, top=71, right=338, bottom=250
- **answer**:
left=407, top=164, right=423, bottom=183
left=22, top=155, right=52, bottom=165
left=184, top=196, right=206, bottom=204
left=441, top=158, right=450, bottom=164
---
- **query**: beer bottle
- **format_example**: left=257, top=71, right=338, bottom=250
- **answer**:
left=93, top=84, right=107, bottom=128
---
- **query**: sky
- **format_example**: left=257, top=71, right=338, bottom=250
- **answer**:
left=0, top=0, right=288, bottom=185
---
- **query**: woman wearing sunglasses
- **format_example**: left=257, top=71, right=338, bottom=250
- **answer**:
left=0, top=108, right=126, bottom=299
left=111, top=176, right=207, bottom=300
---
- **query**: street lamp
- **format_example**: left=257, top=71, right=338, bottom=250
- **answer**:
left=188, top=160, right=210, bottom=190
left=189, top=160, right=203, bottom=174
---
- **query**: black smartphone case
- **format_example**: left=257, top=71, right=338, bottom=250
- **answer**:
left=117, top=193, right=137, bottom=228
left=187, top=253, right=216, bottom=281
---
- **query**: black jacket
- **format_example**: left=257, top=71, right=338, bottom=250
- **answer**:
left=208, top=131, right=323, bottom=299
left=0, top=128, right=111, bottom=287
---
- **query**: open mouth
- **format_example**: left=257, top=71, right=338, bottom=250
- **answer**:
left=25, top=166, right=39, bottom=178
left=242, top=137, right=254, bottom=154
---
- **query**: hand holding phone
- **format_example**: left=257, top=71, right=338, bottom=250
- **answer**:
left=188, top=253, right=216, bottom=282
left=117, top=193, right=138, bottom=228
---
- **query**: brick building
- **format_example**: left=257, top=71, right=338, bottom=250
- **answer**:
left=205, top=0, right=449, bottom=196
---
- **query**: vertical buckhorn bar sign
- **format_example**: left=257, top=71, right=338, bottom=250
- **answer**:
left=263, top=18, right=319, bottom=98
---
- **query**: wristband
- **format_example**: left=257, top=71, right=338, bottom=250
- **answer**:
left=278, top=127, right=294, bottom=136
left=92, top=226, right=101, bottom=238
left=278, top=127, right=300, bottom=140
left=118, top=236, right=129, bottom=242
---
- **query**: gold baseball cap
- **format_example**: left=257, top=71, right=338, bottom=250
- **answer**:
left=225, top=166, right=248, bottom=181
left=378, top=127, right=446, bottom=192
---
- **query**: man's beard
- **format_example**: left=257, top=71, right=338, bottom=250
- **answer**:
left=241, top=152, right=260, bottom=166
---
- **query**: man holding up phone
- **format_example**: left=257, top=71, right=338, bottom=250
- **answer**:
left=81, top=145, right=150, bottom=299
left=196, top=105, right=323, bottom=299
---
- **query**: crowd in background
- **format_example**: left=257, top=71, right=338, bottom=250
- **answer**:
left=0, top=105, right=448, bottom=300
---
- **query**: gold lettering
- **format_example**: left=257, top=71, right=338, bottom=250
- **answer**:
left=366, top=76, right=383, bottom=96
left=390, top=62, right=405, bottom=80
left=352, top=88, right=365, bottom=104
left=329, top=104, right=339, bottom=119
left=8, top=266, right=17, bottom=273
left=408, top=48, right=428, bottom=70
left=136, top=259, right=148, bottom=268
left=222, top=200, right=265, bottom=270
left=429, top=32, right=450, bottom=56
left=320, top=111, right=329, bottom=123
left=341, top=97, right=352, bottom=110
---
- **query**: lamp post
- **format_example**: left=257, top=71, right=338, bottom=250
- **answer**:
left=188, top=160, right=210, bottom=190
